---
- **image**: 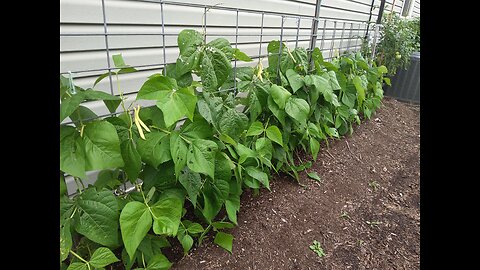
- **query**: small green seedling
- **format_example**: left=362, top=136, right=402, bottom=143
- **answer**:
left=340, top=211, right=350, bottom=219
left=309, top=240, right=326, bottom=258
left=366, top=220, right=382, bottom=228
left=369, top=180, right=380, bottom=191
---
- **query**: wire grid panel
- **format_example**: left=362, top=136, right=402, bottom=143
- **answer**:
left=60, top=0, right=378, bottom=126
left=60, top=0, right=382, bottom=194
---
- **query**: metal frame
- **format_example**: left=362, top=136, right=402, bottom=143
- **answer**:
left=60, top=0, right=382, bottom=126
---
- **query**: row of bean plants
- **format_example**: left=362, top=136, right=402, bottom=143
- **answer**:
left=60, top=28, right=388, bottom=270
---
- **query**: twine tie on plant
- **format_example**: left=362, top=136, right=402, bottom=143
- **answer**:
left=68, top=71, right=76, bottom=95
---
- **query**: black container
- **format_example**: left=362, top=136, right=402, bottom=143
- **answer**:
left=384, top=52, right=420, bottom=104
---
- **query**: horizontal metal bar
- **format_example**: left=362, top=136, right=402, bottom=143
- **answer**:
left=67, top=172, right=141, bottom=198
left=281, top=38, right=311, bottom=44
left=343, top=0, right=375, bottom=7
left=60, top=32, right=315, bottom=37
left=60, top=51, right=281, bottom=75
left=316, top=36, right=362, bottom=41
left=60, top=24, right=367, bottom=38
left=63, top=19, right=369, bottom=30
left=117, top=184, right=140, bottom=196
left=318, top=21, right=368, bottom=29
left=312, top=30, right=365, bottom=38
left=210, top=87, right=237, bottom=94
left=61, top=18, right=373, bottom=30
left=320, top=4, right=375, bottom=16
left=317, top=16, right=374, bottom=24
left=62, top=35, right=317, bottom=54
left=60, top=62, right=173, bottom=75
left=61, top=22, right=315, bottom=30
left=61, top=106, right=141, bottom=126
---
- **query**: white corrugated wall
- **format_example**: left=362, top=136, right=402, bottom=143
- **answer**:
left=60, top=0, right=409, bottom=193
left=412, top=0, right=420, bottom=17
left=385, top=0, right=420, bottom=18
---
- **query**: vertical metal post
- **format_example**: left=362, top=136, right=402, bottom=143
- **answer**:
left=320, top=19, right=326, bottom=51
left=277, top=16, right=285, bottom=84
left=160, top=1, right=167, bottom=73
left=100, top=0, right=114, bottom=95
left=330, top=21, right=336, bottom=59
left=203, top=6, right=207, bottom=44
left=258, top=12, right=265, bottom=59
left=355, top=23, right=361, bottom=51
left=376, top=0, right=387, bottom=24
left=339, top=21, right=346, bottom=55
left=295, top=17, right=301, bottom=48
left=363, top=22, right=368, bottom=53
left=347, top=22, right=353, bottom=52
left=234, top=9, right=239, bottom=95
left=365, top=23, right=376, bottom=57
left=308, top=0, right=323, bottom=64
left=371, top=24, right=379, bottom=58
left=365, top=0, right=376, bottom=38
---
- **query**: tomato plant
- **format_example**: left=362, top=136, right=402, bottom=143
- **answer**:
left=374, top=12, right=419, bottom=76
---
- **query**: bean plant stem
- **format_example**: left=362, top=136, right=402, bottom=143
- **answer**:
left=74, top=177, right=84, bottom=194
left=117, top=73, right=134, bottom=140
left=69, top=250, right=88, bottom=264
left=138, top=183, right=160, bottom=219
left=76, top=111, right=85, bottom=134
left=138, top=183, right=147, bottom=204
left=198, top=223, right=212, bottom=245
left=151, top=125, right=171, bottom=134
left=180, top=134, right=192, bottom=144
left=69, top=207, right=78, bottom=219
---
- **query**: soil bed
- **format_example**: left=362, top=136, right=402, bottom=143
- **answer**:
left=173, top=97, right=420, bottom=269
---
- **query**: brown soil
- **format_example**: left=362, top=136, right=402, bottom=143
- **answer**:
left=171, top=97, right=420, bottom=269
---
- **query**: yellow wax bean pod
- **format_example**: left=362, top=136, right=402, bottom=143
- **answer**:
left=136, top=106, right=151, bottom=133
left=134, top=106, right=146, bottom=140
left=256, top=60, right=264, bottom=82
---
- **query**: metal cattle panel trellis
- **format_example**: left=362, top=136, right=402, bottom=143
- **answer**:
left=60, top=0, right=381, bottom=194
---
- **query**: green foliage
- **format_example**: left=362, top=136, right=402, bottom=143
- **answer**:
left=214, top=232, right=234, bottom=253
left=408, top=17, right=420, bottom=52
left=306, top=171, right=321, bottom=182
left=74, top=188, right=120, bottom=247
left=120, top=201, right=152, bottom=259
left=66, top=247, right=119, bottom=270
left=369, top=180, right=380, bottom=191
left=373, top=12, right=420, bottom=76
left=60, top=29, right=386, bottom=269
left=309, top=240, right=326, bottom=257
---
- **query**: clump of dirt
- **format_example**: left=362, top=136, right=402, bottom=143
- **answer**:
left=171, top=97, right=420, bottom=269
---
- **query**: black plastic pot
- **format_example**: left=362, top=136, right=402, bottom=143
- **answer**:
left=384, top=52, right=420, bottom=104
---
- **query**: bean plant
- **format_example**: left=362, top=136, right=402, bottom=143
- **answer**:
left=60, top=28, right=388, bottom=269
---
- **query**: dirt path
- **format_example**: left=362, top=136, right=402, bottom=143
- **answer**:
left=172, top=97, right=420, bottom=269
